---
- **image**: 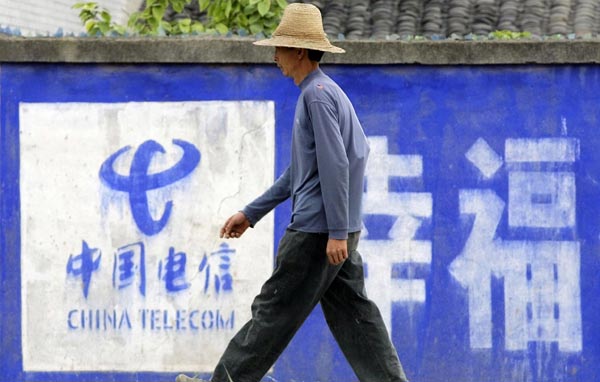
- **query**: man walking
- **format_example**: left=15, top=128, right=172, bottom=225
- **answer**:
left=177, top=3, right=408, bottom=382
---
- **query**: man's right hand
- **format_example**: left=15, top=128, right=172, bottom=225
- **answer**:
left=220, top=212, right=251, bottom=239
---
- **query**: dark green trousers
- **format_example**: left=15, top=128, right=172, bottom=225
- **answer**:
left=211, top=229, right=408, bottom=382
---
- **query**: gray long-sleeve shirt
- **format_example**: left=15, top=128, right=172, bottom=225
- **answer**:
left=243, top=68, right=369, bottom=240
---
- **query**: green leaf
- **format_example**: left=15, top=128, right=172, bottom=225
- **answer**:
left=148, top=17, right=159, bottom=30
left=98, top=22, right=110, bottom=35
left=151, top=5, right=165, bottom=21
left=172, top=0, right=189, bottom=12
left=243, top=4, right=255, bottom=15
left=212, top=5, right=224, bottom=19
left=176, top=18, right=192, bottom=34
left=249, top=0, right=261, bottom=5
left=225, top=1, right=232, bottom=18
left=191, top=22, right=205, bottom=33
left=136, top=24, right=149, bottom=35
left=215, top=23, right=228, bottom=34
left=101, top=11, right=111, bottom=23
left=161, top=20, right=173, bottom=33
left=258, top=0, right=270, bottom=16
left=172, top=2, right=185, bottom=13
left=84, top=19, right=97, bottom=32
left=127, top=12, right=141, bottom=27
left=264, top=19, right=277, bottom=28
left=73, top=2, right=98, bottom=11
left=87, top=26, right=99, bottom=36
left=276, top=0, right=287, bottom=9
left=248, top=14, right=260, bottom=24
left=236, top=13, right=248, bottom=26
left=113, top=24, right=126, bottom=35
left=249, top=23, right=262, bottom=34
left=79, top=10, right=94, bottom=22
left=178, top=18, right=192, bottom=27
left=199, top=0, right=211, bottom=11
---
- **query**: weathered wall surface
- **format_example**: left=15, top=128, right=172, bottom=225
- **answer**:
left=2, top=39, right=600, bottom=382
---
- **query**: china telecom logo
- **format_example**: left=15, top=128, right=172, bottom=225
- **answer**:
left=99, top=139, right=201, bottom=236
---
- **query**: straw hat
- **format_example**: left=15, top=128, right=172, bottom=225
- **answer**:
left=253, top=3, right=345, bottom=54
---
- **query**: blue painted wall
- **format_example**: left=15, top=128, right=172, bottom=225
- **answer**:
left=2, top=64, right=600, bottom=382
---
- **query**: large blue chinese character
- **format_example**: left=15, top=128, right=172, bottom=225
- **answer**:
left=99, top=139, right=201, bottom=236
left=66, top=240, right=102, bottom=299
left=198, top=243, right=235, bottom=295
left=158, top=247, right=190, bottom=292
left=113, top=242, right=146, bottom=296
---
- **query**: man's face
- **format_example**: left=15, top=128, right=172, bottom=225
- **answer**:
left=273, top=46, right=298, bottom=77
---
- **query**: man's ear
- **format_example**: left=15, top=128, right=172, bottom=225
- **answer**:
left=296, top=48, right=305, bottom=60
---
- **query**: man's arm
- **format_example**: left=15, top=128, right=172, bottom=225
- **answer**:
left=242, top=166, right=292, bottom=226
left=309, top=100, right=350, bottom=264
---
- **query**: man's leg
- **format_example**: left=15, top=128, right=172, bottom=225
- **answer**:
left=211, top=230, right=339, bottom=382
left=320, top=233, right=409, bottom=382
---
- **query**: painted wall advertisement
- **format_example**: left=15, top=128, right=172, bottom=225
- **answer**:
left=1, top=65, right=600, bottom=382
left=19, top=101, right=275, bottom=372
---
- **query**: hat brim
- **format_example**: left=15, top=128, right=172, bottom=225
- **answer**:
left=253, top=35, right=345, bottom=54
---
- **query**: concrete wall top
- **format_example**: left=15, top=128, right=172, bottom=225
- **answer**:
left=2, top=36, right=600, bottom=65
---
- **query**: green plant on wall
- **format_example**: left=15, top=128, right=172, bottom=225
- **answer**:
left=490, top=30, right=532, bottom=40
left=72, top=2, right=127, bottom=36
left=73, top=0, right=287, bottom=36
left=73, top=0, right=205, bottom=36
left=199, top=0, right=287, bottom=35
left=127, top=0, right=206, bottom=35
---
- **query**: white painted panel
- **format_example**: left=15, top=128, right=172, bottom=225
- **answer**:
left=20, top=101, right=275, bottom=372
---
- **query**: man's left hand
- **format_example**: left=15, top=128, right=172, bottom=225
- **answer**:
left=326, top=238, right=348, bottom=265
